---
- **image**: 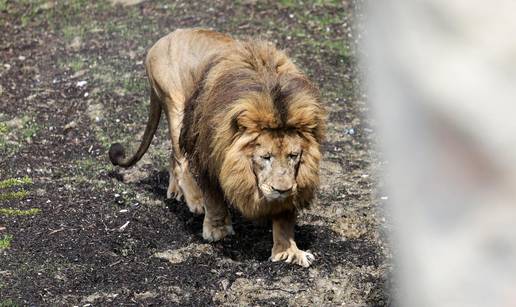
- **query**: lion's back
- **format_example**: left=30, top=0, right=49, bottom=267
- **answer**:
left=145, top=28, right=235, bottom=101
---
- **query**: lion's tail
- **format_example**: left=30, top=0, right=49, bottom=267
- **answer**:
left=109, top=89, right=162, bottom=168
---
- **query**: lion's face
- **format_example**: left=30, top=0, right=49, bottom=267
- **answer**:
left=252, top=132, right=302, bottom=201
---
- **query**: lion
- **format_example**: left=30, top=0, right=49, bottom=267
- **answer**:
left=109, top=28, right=325, bottom=267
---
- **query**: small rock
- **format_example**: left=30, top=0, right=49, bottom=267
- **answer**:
left=76, top=80, right=87, bottom=87
left=71, top=69, right=88, bottom=79
left=220, top=279, right=229, bottom=290
left=6, top=117, right=24, bottom=129
left=119, top=221, right=130, bottom=231
left=63, top=121, right=77, bottom=132
left=109, top=0, right=145, bottom=6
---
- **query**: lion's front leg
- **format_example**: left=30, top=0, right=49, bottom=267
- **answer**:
left=270, top=210, right=314, bottom=268
left=202, top=191, right=234, bottom=242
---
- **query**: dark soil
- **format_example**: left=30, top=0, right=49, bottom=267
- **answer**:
left=0, top=0, right=391, bottom=305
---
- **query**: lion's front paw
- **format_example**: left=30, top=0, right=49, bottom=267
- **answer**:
left=270, top=248, right=315, bottom=268
left=202, top=222, right=235, bottom=242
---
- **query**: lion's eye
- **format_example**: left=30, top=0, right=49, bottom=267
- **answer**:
left=261, top=154, right=271, bottom=161
left=288, top=153, right=299, bottom=160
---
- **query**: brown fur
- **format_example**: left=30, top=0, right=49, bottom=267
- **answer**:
left=180, top=38, right=324, bottom=219
left=109, top=28, right=325, bottom=267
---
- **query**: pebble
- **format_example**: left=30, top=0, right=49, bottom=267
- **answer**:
left=63, top=121, right=77, bottom=131
left=119, top=221, right=130, bottom=231
left=76, top=80, right=87, bottom=87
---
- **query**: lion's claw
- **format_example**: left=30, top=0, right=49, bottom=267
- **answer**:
left=271, top=249, right=315, bottom=268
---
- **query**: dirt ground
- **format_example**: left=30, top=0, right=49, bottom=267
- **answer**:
left=0, top=0, right=391, bottom=305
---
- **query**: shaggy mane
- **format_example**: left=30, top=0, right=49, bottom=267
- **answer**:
left=180, top=40, right=325, bottom=219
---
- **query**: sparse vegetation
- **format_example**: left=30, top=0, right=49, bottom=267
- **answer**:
left=0, top=299, right=17, bottom=307
left=0, top=208, right=41, bottom=217
left=0, top=191, right=29, bottom=202
left=0, top=117, right=41, bottom=158
left=0, top=234, right=13, bottom=250
left=0, top=177, right=32, bottom=190
left=0, top=177, right=32, bottom=201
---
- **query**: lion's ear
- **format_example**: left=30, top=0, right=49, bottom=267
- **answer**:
left=231, top=110, right=247, bottom=133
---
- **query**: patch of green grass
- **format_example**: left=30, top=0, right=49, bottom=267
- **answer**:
left=322, top=40, right=349, bottom=60
left=0, top=299, right=17, bottom=307
left=77, top=157, right=110, bottom=174
left=278, top=0, right=295, bottom=8
left=21, top=119, right=39, bottom=141
left=313, top=0, right=342, bottom=6
left=315, top=15, right=341, bottom=26
left=0, top=122, right=7, bottom=134
left=0, top=207, right=41, bottom=217
left=0, top=234, right=13, bottom=250
left=0, top=190, right=29, bottom=202
left=19, top=1, right=47, bottom=27
left=0, top=176, right=32, bottom=202
left=0, top=176, right=32, bottom=189
left=0, top=117, right=40, bottom=158
left=62, top=24, right=86, bottom=42
left=104, top=17, right=144, bottom=40
left=0, top=0, right=7, bottom=11
left=60, top=56, right=86, bottom=72
left=0, top=122, right=10, bottom=154
left=122, top=76, right=147, bottom=94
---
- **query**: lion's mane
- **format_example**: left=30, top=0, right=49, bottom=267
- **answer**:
left=179, top=40, right=325, bottom=219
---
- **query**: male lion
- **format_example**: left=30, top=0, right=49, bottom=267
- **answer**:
left=109, top=28, right=325, bottom=267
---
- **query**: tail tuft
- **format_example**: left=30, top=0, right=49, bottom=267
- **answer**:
left=109, top=143, right=126, bottom=166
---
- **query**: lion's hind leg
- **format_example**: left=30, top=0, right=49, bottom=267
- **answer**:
left=202, top=190, right=234, bottom=242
